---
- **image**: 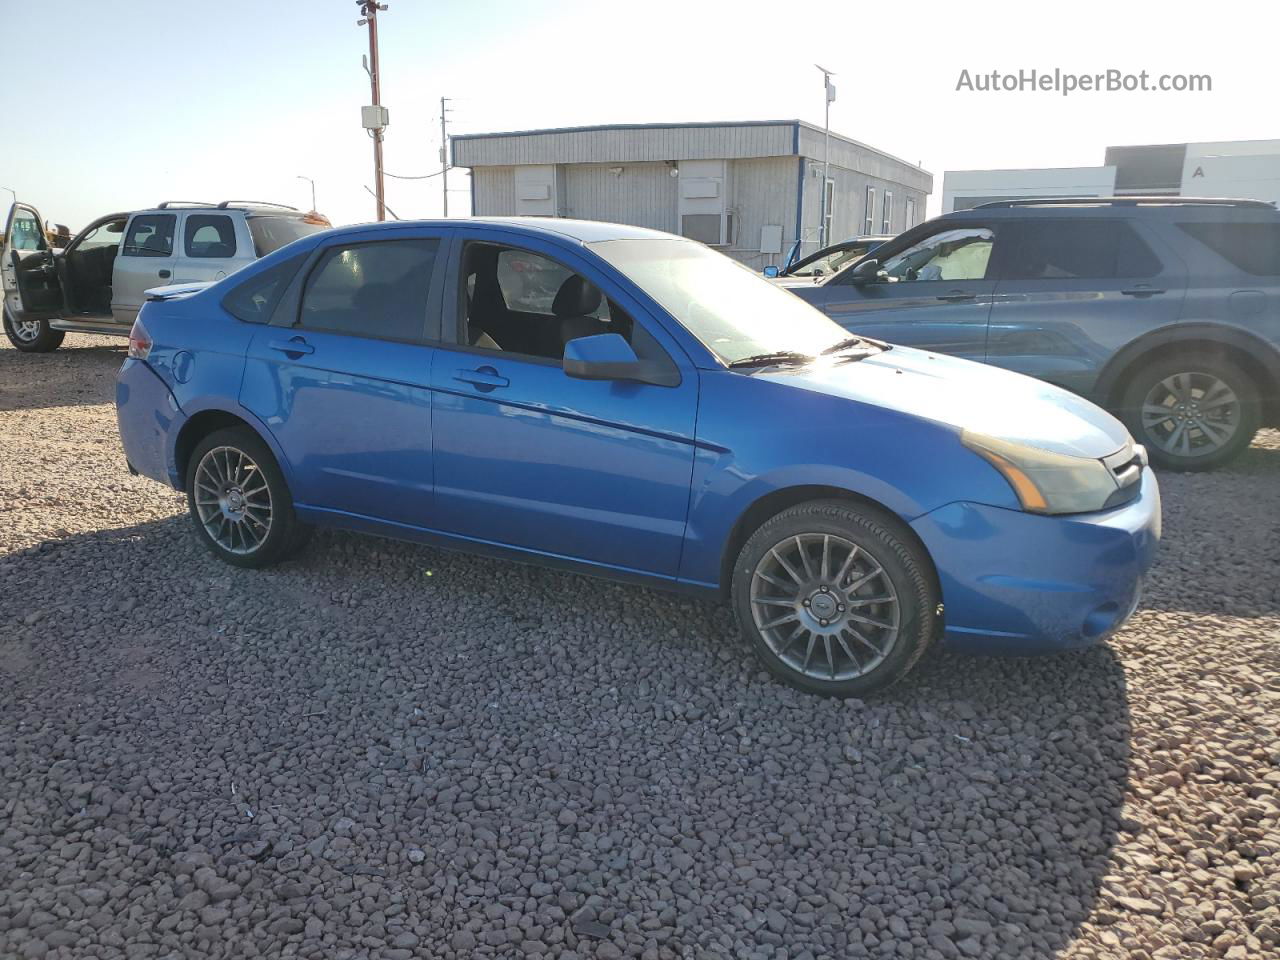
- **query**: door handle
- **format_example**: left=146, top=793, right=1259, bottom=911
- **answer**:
left=158, top=269, right=171, bottom=279
left=454, top=366, right=509, bottom=391
left=269, top=336, right=314, bottom=357
left=1121, top=286, right=1166, bottom=297
left=936, top=290, right=976, bottom=302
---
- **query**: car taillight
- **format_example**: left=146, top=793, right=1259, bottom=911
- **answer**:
left=127, top=320, right=152, bottom=359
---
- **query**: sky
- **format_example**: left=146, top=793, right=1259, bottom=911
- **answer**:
left=4, top=0, right=1278, bottom=230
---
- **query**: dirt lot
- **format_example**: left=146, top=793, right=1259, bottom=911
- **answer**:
left=0, top=334, right=1277, bottom=960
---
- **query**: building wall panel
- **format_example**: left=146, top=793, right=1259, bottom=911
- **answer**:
left=563, top=162, right=679, bottom=232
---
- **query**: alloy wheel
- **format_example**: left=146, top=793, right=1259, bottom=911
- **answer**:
left=750, top=533, right=900, bottom=681
left=11, top=318, right=42, bottom=342
left=193, top=445, right=273, bottom=555
left=1141, top=371, right=1240, bottom=460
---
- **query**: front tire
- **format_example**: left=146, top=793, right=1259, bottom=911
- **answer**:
left=1120, top=355, right=1259, bottom=471
left=186, top=427, right=307, bottom=568
left=731, top=500, right=939, bottom=697
left=3, top=304, right=65, bottom=353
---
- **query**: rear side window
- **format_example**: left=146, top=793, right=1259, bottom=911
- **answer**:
left=222, top=254, right=305, bottom=323
left=248, top=216, right=330, bottom=257
left=122, top=214, right=176, bottom=257
left=1001, top=219, right=1162, bottom=280
left=184, top=214, right=237, bottom=258
left=1177, top=221, right=1280, bottom=276
left=299, top=239, right=438, bottom=342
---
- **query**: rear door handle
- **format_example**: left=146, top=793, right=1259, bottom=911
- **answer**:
left=158, top=269, right=171, bottom=279
left=1121, top=286, right=1166, bottom=297
left=936, top=290, right=976, bottom=302
left=269, top=336, right=314, bottom=356
left=454, top=366, right=509, bottom=391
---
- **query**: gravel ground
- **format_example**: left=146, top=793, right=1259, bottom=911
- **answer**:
left=1, top=334, right=1277, bottom=960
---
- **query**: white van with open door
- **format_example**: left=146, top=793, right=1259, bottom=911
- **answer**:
left=2, top=201, right=331, bottom=352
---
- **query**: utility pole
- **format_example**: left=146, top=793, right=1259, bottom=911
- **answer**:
left=816, top=64, right=836, bottom=248
left=357, top=1, right=389, bottom=221
left=440, top=97, right=452, bottom=217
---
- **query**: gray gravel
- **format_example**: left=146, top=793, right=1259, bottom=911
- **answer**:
left=1, top=334, right=1277, bottom=960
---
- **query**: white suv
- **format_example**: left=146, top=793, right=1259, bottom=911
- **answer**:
left=2, top=200, right=330, bottom=352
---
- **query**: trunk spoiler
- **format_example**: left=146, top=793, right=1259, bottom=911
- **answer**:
left=144, top=281, right=215, bottom=302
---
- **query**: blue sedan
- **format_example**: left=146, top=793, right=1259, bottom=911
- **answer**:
left=115, top=218, right=1160, bottom=696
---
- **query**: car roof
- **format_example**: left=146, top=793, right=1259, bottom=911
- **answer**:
left=944, top=197, right=1280, bottom=221
left=316, top=216, right=678, bottom=246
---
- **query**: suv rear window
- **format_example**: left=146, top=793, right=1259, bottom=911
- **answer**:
left=222, top=253, right=305, bottom=323
left=1177, top=221, right=1280, bottom=276
left=248, top=216, right=330, bottom=257
left=1001, top=219, right=1162, bottom=280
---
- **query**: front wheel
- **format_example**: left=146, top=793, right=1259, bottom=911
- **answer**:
left=731, top=500, right=939, bottom=697
left=2, top=305, right=65, bottom=353
left=186, top=427, right=309, bottom=568
left=1120, top=356, right=1259, bottom=471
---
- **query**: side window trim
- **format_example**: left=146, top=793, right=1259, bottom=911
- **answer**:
left=287, top=235, right=448, bottom=345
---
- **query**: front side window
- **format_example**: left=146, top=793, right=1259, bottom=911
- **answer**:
left=184, top=214, right=237, bottom=258
left=122, top=214, right=176, bottom=257
left=462, top=243, right=627, bottom=361
left=880, top=227, right=995, bottom=282
left=299, top=239, right=438, bottom=341
left=9, top=209, right=46, bottom=252
left=1002, top=220, right=1161, bottom=280
left=590, top=237, right=853, bottom=365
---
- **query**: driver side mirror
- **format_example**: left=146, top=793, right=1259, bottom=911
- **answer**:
left=762, top=265, right=779, bottom=278
left=849, top=258, right=885, bottom=284
left=563, top=333, right=679, bottom=387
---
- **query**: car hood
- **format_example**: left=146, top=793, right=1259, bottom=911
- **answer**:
left=754, top=345, right=1131, bottom=459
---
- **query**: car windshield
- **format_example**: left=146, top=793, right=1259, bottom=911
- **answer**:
left=589, top=238, right=853, bottom=365
left=247, top=216, right=330, bottom=257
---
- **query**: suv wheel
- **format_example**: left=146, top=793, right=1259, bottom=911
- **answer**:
left=730, top=500, right=939, bottom=697
left=1121, top=356, right=1259, bottom=471
left=3, top=304, right=65, bottom=353
left=186, top=427, right=309, bottom=568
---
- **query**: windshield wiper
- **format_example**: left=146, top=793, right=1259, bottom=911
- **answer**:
left=728, top=351, right=813, bottom=369
left=821, top=335, right=882, bottom=356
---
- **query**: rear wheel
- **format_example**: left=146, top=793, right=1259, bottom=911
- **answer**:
left=731, top=500, right=939, bottom=697
left=3, top=304, right=64, bottom=353
left=1120, top=355, right=1259, bottom=471
left=186, top=427, right=309, bottom=568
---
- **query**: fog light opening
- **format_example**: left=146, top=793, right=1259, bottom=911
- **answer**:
left=1082, top=601, right=1121, bottom=640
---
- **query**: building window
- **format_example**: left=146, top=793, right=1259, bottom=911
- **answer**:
left=904, top=198, right=917, bottom=229
left=822, top=179, right=835, bottom=244
left=863, top=187, right=875, bottom=235
left=882, top=192, right=893, bottom=234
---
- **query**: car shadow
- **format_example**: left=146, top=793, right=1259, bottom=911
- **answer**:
left=0, top=335, right=125, bottom=412
left=1, top=515, right=1130, bottom=957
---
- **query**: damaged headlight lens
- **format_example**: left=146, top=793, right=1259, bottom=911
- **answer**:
left=962, top=430, right=1125, bottom=515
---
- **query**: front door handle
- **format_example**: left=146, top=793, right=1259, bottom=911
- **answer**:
left=158, top=269, right=171, bottom=279
left=1121, top=286, right=1166, bottom=297
left=454, top=366, right=509, bottom=391
left=936, top=290, right=976, bottom=302
left=269, top=336, right=314, bottom=357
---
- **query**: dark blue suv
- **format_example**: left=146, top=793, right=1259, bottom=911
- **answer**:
left=790, top=197, right=1280, bottom=470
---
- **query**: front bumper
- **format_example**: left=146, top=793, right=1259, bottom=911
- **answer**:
left=910, top=467, right=1161, bottom=654
left=116, top=357, right=183, bottom=488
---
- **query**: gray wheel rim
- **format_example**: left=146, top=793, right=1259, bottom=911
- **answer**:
left=750, top=533, right=900, bottom=682
left=5, top=306, right=42, bottom=343
left=1141, top=372, right=1240, bottom=459
left=193, top=445, right=273, bottom=555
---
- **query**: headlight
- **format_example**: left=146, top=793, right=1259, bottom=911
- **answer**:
left=962, top=430, right=1125, bottom=515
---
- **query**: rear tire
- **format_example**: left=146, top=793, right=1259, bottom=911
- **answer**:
left=3, top=305, right=65, bottom=353
left=730, top=499, right=939, bottom=698
left=185, top=427, right=309, bottom=568
left=1120, top=355, right=1259, bottom=471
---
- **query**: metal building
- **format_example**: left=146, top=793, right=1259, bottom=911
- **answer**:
left=451, top=120, right=932, bottom=268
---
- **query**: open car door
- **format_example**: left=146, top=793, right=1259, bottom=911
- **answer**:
left=2, top=202, right=63, bottom=323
